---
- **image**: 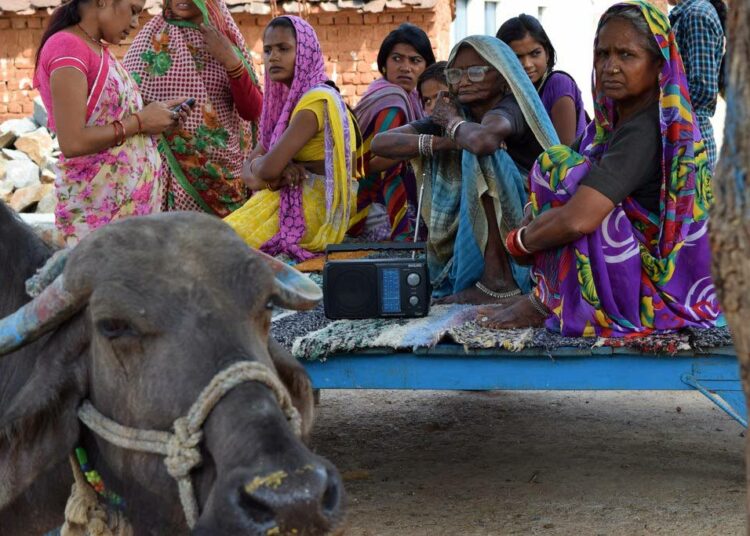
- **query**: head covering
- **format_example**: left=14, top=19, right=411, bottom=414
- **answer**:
left=354, top=77, right=424, bottom=134
left=123, top=0, right=259, bottom=217
left=260, top=16, right=328, bottom=151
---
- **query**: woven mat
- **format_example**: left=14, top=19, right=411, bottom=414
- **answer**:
left=270, top=304, right=734, bottom=362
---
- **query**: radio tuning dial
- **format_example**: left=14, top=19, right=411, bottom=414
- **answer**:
left=406, top=273, right=421, bottom=286
left=409, top=296, right=419, bottom=306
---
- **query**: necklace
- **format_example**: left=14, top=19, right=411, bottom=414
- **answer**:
left=77, top=23, right=103, bottom=46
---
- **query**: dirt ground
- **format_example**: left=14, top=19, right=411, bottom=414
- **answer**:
left=308, top=389, right=746, bottom=536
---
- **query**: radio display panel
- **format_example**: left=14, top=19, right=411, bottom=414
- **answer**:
left=380, top=267, right=402, bottom=313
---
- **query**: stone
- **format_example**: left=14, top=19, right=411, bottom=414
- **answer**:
left=40, top=154, right=58, bottom=174
left=0, top=118, right=37, bottom=148
left=0, top=157, right=6, bottom=180
left=41, top=168, right=56, bottom=184
left=5, top=160, right=40, bottom=190
left=33, top=95, right=49, bottom=128
left=15, top=128, right=55, bottom=166
left=2, top=148, right=31, bottom=161
left=10, top=183, right=53, bottom=213
left=0, top=176, right=14, bottom=198
left=36, top=187, right=57, bottom=214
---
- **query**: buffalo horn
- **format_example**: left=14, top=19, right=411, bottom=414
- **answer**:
left=0, top=275, right=84, bottom=356
left=254, top=250, right=322, bottom=311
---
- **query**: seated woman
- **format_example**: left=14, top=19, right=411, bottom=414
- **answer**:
left=224, top=16, right=359, bottom=262
left=497, top=14, right=587, bottom=145
left=371, top=35, right=559, bottom=303
left=417, top=61, right=448, bottom=115
left=124, top=0, right=262, bottom=217
left=478, top=1, right=722, bottom=336
left=349, top=24, right=435, bottom=241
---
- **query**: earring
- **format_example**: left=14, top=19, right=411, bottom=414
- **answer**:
left=98, top=0, right=106, bottom=7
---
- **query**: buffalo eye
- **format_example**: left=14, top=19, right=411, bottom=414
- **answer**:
left=265, top=299, right=275, bottom=311
left=97, top=318, right=138, bottom=339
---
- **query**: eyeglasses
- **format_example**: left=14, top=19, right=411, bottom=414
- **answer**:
left=445, top=65, right=492, bottom=85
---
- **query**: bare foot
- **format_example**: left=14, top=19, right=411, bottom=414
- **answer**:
left=476, top=294, right=548, bottom=329
left=433, top=281, right=520, bottom=305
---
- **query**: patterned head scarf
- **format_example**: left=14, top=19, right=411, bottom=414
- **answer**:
left=589, top=0, right=713, bottom=256
left=260, top=16, right=329, bottom=151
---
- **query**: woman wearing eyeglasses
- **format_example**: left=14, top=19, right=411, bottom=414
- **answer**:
left=348, top=23, right=435, bottom=242
left=370, top=36, right=558, bottom=304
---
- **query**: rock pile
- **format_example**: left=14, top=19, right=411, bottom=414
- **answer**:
left=0, top=96, right=58, bottom=214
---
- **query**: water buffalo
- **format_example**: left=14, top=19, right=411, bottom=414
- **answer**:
left=0, top=202, right=344, bottom=535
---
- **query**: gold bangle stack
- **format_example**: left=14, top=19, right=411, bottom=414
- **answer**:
left=226, top=61, right=245, bottom=79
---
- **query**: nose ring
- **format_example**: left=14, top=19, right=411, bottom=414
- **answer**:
left=612, top=67, right=621, bottom=74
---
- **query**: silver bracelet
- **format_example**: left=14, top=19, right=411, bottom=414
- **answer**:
left=474, top=281, right=522, bottom=300
left=516, top=225, right=531, bottom=255
left=418, top=134, right=434, bottom=158
left=448, top=119, right=467, bottom=141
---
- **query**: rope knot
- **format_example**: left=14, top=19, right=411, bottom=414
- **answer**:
left=164, top=417, right=203, bottom=480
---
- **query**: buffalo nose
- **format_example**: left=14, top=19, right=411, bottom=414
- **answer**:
left=238, top=462, right=344, bottom=534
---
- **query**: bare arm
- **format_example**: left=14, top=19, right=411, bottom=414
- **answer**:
left=371, top=124, right=456, bottom=160
left=52, top=68, right=187, bottom=158
left=549, top=96, right=579, bottom=147
left=244, top=109, right=318, bottom=189
left=522, top=185, right=615, bottom=252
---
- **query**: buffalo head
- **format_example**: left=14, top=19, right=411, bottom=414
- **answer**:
left=0, top=211, right=344, bottom=535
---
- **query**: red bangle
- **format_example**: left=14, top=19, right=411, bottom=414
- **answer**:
left=516, top=226, right=531, bottom=255
left=112, top=120, right=125, bottom=146
left=132, top=112, right=143, bottom=134
left=505, top=228, right=526, bottom=258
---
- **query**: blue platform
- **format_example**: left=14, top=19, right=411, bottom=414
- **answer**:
left=302, top=344, right=747, bottom=427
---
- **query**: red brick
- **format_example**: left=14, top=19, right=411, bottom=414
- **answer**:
left=363, top=13, right=380, bottom=25
left=0, top=19, right=11, bottom=29
left=357, top=61, right=374, bottom=73
left=317, top=15, right=335, bottom=25
left=356, top=85, right=369, bottom=96
left=378, top=14, right=393, bottom=23
left=347, top=14, right=363, bottom=25
left=360, top=71, right=378, bottom=84
left=8, top=101, right=22, bottom=114
left=0, top=104, right=7, bottom=113
left=11, top=18, right=26, bottom=29
left=26, top=17, right=42, bottom=29
left=342, top=71, right=358, bottom=84
left=408, top=13, right=425, bottom=23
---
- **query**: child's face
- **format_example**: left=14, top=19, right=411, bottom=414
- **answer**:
left=509, top=34, right=549, bottom=85
left=420, top=79, right=449, bottom=115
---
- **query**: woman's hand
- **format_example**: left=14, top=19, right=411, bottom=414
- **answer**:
left=140, top=99, right=192, bottom=135
left=201, top=24, right=240, bottom=70
left=279, top=162, right=308, bottom=189
left=431, top=91, right=461, bottom=129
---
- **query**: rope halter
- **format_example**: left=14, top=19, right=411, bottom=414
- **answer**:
left=77, top=360, right=302, bottom=529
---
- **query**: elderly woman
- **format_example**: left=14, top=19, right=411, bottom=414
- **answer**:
left=349, top=23, right=435, bottom=241
left=124, top=0, right=262, bottom=217
left=477, top=0, right=722, bottom=336
left=371, top=35, right=558, bottom=303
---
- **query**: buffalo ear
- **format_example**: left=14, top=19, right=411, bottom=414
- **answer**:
left=0, top=315, right=88, bottom=509
left=251, top=249, right=322, bottom=310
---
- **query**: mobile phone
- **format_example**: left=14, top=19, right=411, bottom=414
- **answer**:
left=170, top=98, right=196, bottom=112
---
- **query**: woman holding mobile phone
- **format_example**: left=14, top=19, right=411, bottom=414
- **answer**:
left=124, top=0, right=262, bottom=217
left=34, top=0, right=189, bottom=246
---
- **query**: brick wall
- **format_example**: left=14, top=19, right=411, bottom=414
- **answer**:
left=0, top=3, right=453, bottom=122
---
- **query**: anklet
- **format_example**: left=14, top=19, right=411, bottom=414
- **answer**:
left=528, top=292, right=549, bottom=317
left=475, top=281, right=521, bottom=299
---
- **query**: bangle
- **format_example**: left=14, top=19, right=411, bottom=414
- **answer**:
left=418, top=134, right=434, bottom=158
left=524, top=201, right=533, bottom=213
left=528, top=293, right=549, bottom=317
left=132, top=112, right=143, bottom=134
left=505, top=228, right=526, bottom=257
left=112, top=120, right=125, bottom=146
left=227, top=61, right=245, bottom=79
left=447, top=118, right=467, bottom=141
left=516, top=226, right=531, bottom=255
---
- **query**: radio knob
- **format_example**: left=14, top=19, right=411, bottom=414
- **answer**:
left=409, top=296, right=419, bottom=306
left=406, top=273, right=421, bottom=286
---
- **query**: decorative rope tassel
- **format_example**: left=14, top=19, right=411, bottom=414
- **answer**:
left=62, top=455, right=133, bottom=536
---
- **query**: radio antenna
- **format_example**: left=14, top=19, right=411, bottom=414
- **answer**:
left=412, top=169, right=426, bottom=259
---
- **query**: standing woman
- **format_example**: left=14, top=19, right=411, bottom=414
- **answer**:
left=124, top=0, right=262, bottom=217
left=34, top=0, right=187, bottom=246
left=497, top=14, right=587, bottom=146
left=224, top=16, right=359, bottom=261
left=349, top=23, right=435, bottom=241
